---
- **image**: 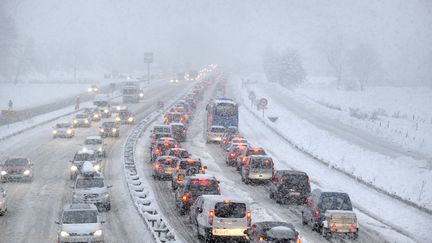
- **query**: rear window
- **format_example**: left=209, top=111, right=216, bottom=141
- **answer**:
left=74, top=153, right=95, bottom=161
left=187, top=179, right=218, bottom=192
left=85, top=139, right=102, bottom=145
left=211, top=127, right=225, bottom=133
left=215, top=202, right=246, bottom=218
left=250, top=158, right=273, bottom=169
left=320, top=194, right=353, bottom=211
left=158, top=157, right=176, bottom=165
left=154, top=127, right=171, bottom=133
left=179, top=160, right=201, bottom=169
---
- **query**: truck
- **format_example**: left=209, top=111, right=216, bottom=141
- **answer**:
left=122, top=81, right=140, bottom=103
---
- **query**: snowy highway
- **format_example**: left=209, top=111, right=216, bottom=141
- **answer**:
left=0, top=79, right=190, bottom=243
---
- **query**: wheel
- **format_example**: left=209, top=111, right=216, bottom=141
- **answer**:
left=301, top=212, right=308, bottom=225
left=269, top=191, right=274, bottom=200
left=105, top=204, right=111, bottom=211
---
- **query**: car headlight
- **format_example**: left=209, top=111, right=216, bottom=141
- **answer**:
left=66, top=129, right=72, bottom=134
left=139, top=93, right=144, bottom=97
left=60, top=231, right=70, bottom=237
left=112, top=128, right=117, bottom=132
left=104, top=109, right=108, bottom=113
left=104, top=192, right=109, bottom=198
left=94, top=114, right=99, bottom=118
left=98, top=147, right=103, bottom=152
left=88, top=87, right=93, bottom=92
left=100, top=128, right=105, bottom=132
left=53, top=130, right=57, bottom=134
left=115, top=117, right=120, bottom=121
left=71, top=165, right=78, bottom=171
left=93, top=229, right=103, bottom=237
left=94, top=88, right=98, bottom=92
left=128, top=117, right=134, bottom=122
left=23, top=170, right=30, bottom=175
left=73, top=120, right=78, bottom=124
left=93, top=164, right=100, bottom=171
left=84, top=119, right=89, bottom=123
left=1, top=171, right=7, bottom=176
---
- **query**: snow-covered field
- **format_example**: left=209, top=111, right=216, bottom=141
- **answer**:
left=235, top=74, right=432, bottom=212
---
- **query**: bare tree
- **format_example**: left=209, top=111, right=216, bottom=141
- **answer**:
left=318, top=35, right=345, bottom=88
left=348, top=43, right=380, bottom=91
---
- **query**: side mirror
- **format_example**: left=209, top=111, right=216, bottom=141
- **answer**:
left=55, top=220, right=60, bottom=225
left=243, top=229, right=250, bottom=235
left=196, top=207, right=203, bottom=213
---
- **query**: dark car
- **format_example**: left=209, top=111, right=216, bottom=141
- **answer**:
left=236, top=147, right=266, bottom=171
left=171, top=158, right=206, bottom=190
left=168, top=148, right=191, bottom=159
left=115, top=110, right=134, bottom=124
left=244, top=221, right=300, bottom=243
left=175, top=175, right=220, bottom=215
left=99, top=121, right=120, bottom=137
left=269, top=170, right=311, bottom=205
left=152, top=156, right=178, bottom=180
left=226, top=145, right=247, bottom=167
left=170, top=123, right=187, bottom=142
left=151, top=139, right=178, bottom=162
left=302, top=189, right=353, bottom=231
left=1, top=157, right=33, bottom=182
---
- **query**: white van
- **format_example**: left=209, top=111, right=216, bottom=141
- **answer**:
left=190, top=195, right=251, bottom=242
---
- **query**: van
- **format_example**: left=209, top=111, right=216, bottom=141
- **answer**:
left=241, top=155, right=274, bottom=184
left=190, top=195, right=251, bottom=242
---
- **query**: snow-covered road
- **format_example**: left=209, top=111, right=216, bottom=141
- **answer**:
left=0, top=79, right=189, bottom=243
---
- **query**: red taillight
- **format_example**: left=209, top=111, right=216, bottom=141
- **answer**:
left=259, top=236, right=265, bottom=241
left=154, top=163, right=161, bottom=170
left=176, top=165, right=180, bottom=171
left=174, top=144, right=179, bottom=148
left=350, top=223, right=357, bottom=232
left=314, top=209, right=319, bottom=221
left=229, top=152, right=236, bottom=158
left=330, top=223, right=337, bottom=232
left=246, top=210, right=251, bottom=226
left=242, top=156, right=247, bottom=162
left=155, top=148, right=161, bottom=154
left=181, top=194, right=189, bottom=202
left=296, top=237, right=301, bottom=243
left=208, top=210, right=214, bottom=225
left=201, top=166, right=206, bottom=173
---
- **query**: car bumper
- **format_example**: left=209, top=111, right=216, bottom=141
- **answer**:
left=58, top=235, right=104, bottom=243
left=211, top=227, right=247, bottom=237
left=1, top=174, right=31, bottom=181
left=248, top=173, right=272, bottom=180
left=100, top=131, right=119, bottom=137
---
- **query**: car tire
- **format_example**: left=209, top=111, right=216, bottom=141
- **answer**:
left=105, top=204, right=111, bottom=211
left=301, top=212, right=308, bottom=225
left=269, top=191, right=274, bottom=200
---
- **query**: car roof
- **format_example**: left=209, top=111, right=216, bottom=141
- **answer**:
left=86, top=136, right=102, bottom=140
left=76, top=173, right=105, bottom=180
left=211, top=125, right=225, bottom=129
left=64, top=203, right=98, bottom=211
left=154, top=124, right=170, bottom=128
left=200, top=195, right=248, bottom=206
left=77, top=150, right=95, bottom=155
left=254, top=221, right=295, bottom=229
left=186, top=174, right=217, bottom=180
left=276, top=170, right=308, bottom=176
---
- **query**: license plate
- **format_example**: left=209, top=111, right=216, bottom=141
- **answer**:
left=289, top=192, right=301, bottom=196
left=165, top=168, right=173, bottom=174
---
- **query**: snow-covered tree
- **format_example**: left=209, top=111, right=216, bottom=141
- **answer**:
left=317, top=35, right=345, bottom=88
left=347, top=43, right=381, bottom=91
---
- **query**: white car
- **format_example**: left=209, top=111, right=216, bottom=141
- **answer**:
left=52, top=122, right=75, bottom=138
left=191, top=195, right=251, bottom=242
left=70, top=150, right=101, bottom=180
left=83, top=136, right=106, bottom=158
left=0, top=186, right=7, bottom=216
left=56, top=203, right=104, bottom=243
left=206, top=125, right=226, bottom=143
left=72, top=173, right=111, bottom=211
left=72, top=113, right=91, bottom=128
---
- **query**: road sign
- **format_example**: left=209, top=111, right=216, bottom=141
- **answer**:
left=2, top=110, right=16, bottom=116
left=259, top=98, right=268, bottom=107
left=144, top=52, right=153, bottom=63
left=248, top=91, right=256, bottom=101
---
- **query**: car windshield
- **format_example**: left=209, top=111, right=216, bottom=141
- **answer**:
left=250, top=158, right=273, bottom=169
left=75, top=178, right=105, bottom=189
left=211, top=127, right=225, bottom=133
left=215, top=202, right=246, bottom=218
left=102, top=122, right=116, bottom=127
left=76, top=114, right=87, bottom=118
left=158, top=157, right=176, bottom=166
left=154, top=127, right=171, bottom=133
left=248, top=149, right=266, bottom=155
left=187, top=179, right=218, bottom=193
left=63, top=210, right=98, bottom=224
left=85, top=139, right=102, bottom=145
left=170, top=150, right=189, bottom=158
left=320, top=194, right=353, bottom=211
left=74, top=153, right=95, bottom=161
left=5, top=158, right=28, bottom=166
left=119, top=111, right=131, bottom=117
left=179, top=160, right=201, bottom=169
left=215, top=103, right=236, bottom=117
left=123, top=88, right=137, bottom=94
left=56, top=123, right=70, bottom=128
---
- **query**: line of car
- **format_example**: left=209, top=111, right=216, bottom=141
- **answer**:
left=51, top=94, right=137, bottom=243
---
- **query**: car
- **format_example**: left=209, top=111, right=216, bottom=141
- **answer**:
left=99, top=121, right=120, bottom=137
left=244, top=221, right=301, bottom=243
left=52, top=122, right=75, bottom=138
left=171, top=158, right=206, bottom=190
left=191, top=195, right=251, bottom=242
left=226, top=126, right=239, bottom=135
left=152, top=156, right=178, bottom=180
left=93, top=94, right=110, bottom=107
left=90, top=108, right=102, bottom=122
left=0, top=157, right=33, bottom=182
left=83, top=136, right=106, bottom=158
left=115, top=109, right=134, bottom=124
left=175, top=174, right=220, bottom=215
left=168, top=148, right=191, bottom=159
left=72, top=173, right=112, bottom=211
left=225, top=144, right=249, bottom=167
left=72, top=113, right=91, bottom=128
left=241, top=155, right=274, bottom=184
left=164, top=112, right=185, bottom=125
left=69, top=150, right=101, bottom=180
left=151, top=138, right=179, bottom=162
left=170, top=122, right=187, bottom=142
left=149, top=125, right=172, bottom=146
left=56, top=203, right=105, bottom=243
left=269, top=170, right=311, bottom=205
left=138, top=89, right=144, bottom=100
left=88, top=84, right=99, bottom=93
left=0, top=186, right=7, bottom=216
left=100, top=105, right=112, bottom=118
left=221, top=134, right=245, bottom=150
left=206, top=125, right=226, bottom=143
left=236, top=147, right=266, bottom=171
left=301, top=189, right=358, bottom=239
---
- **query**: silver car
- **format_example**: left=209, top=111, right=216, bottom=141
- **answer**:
left=52, top=122, right=75, bottom=138
left=83, top=136, right=106, bottom=158
left=56, top=203, right=104, bottom=243
left=72, top=174, right=111, bottom=211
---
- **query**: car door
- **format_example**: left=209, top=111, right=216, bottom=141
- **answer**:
left=303, top=197, right=313, bottom=223
left=191, top=197, right=202, bottom=225
left=196, top=201, right=208, bottom=234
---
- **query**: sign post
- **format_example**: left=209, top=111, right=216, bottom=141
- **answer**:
left=258, top=98, right=268, bottom=118
left=144, top=52, right=154, bottom=84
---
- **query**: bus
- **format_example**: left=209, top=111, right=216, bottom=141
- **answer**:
left=206, top=98, right=239, bottom=130
left=122, top=81, right=140, bottom=103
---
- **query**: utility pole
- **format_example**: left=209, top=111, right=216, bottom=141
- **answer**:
left=144, top=52, right=153, bottom=84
